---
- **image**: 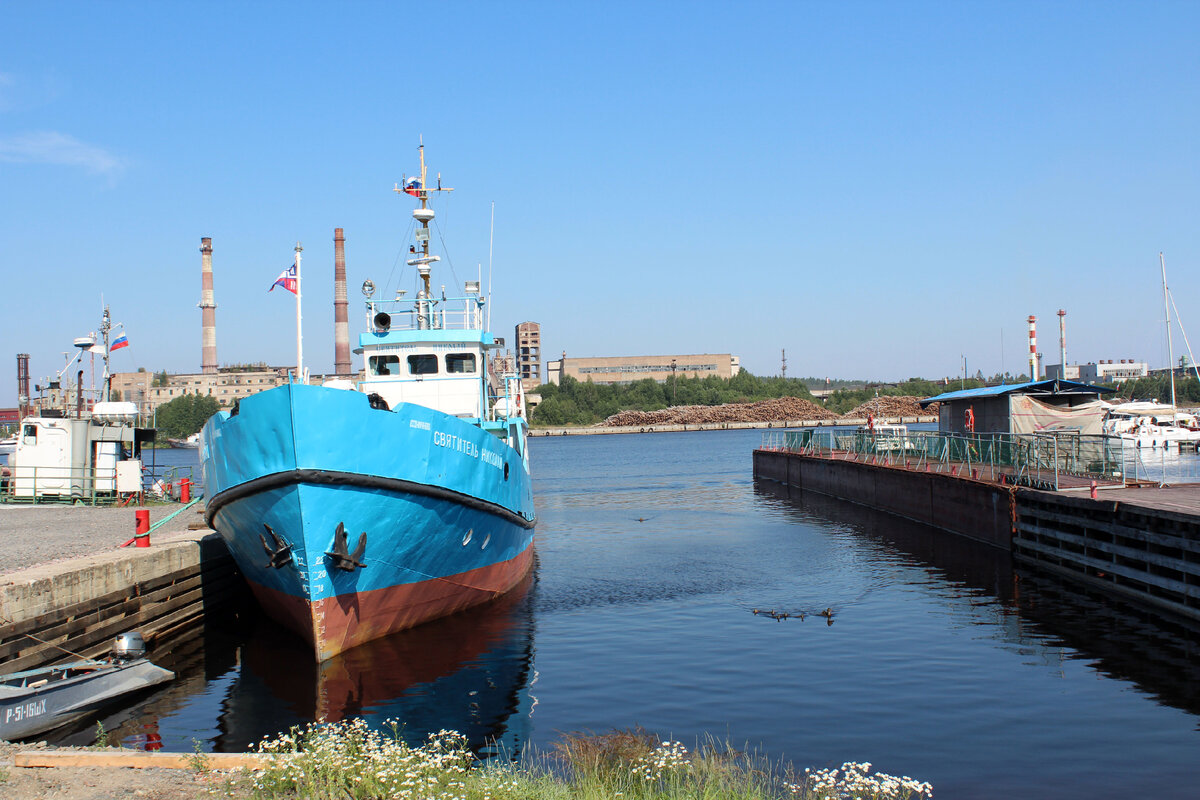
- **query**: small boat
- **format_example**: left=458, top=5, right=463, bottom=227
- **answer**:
left=201, top=144, right=537, bottom=662
left=0, top=633, right=174, bottom=741
left=0, top=437, right=16, bottom=457
left=1103, top=401, right=1200, bottom=449
left=166, top=433, right=201, bottom=449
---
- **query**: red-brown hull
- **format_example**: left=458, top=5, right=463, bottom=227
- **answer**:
left=246, top=546, right=535, bottom=661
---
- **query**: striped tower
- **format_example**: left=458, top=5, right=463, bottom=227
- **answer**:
left=200, top=237, right=218, bottom=374
left=1027, top=315, right=1038, bottom=381
left=1057, top=309, right=1067, bottom=375
left=333, top=228, right=351, bottom=375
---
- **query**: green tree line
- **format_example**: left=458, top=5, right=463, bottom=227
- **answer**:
left=154, top=393, right=222, bottom=439
left=1106, top=374, right=1200, bottom=404
left=529, top=372, right=1013, bottom=427
left=530, top=371, right=820, bottom=426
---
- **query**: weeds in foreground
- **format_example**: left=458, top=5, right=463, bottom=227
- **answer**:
left=242, top=720, right=933, bottom=800
left=188, top=737, right=212, bottom=774
left=92, top=721, right=109, bottom=749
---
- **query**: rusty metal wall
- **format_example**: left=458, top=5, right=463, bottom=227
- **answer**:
left=753, top=450, right=1014, bottom=549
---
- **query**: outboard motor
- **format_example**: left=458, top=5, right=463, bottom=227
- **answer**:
left=111, top=632, right=147, bottom=661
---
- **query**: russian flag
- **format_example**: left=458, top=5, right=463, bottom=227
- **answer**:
left=270, top=264, right=297, bottom=294
left=110, top=334, right=130, bottom=352
left=403, top=177, right=422, bottom=198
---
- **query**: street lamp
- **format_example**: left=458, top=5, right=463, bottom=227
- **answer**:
left=671, top=359, right=678, bottom=405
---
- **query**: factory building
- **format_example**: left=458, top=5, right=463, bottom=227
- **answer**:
left=1045, top=360, right=1148, bottom=383
left=546, top=354, right=741, bottom=386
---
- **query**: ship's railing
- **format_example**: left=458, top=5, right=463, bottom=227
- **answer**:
left=366, top=295, right=484, bottom=333
left=0, top=461, right=200, bottom=505
left=761, top=428, right=1133, bottom=491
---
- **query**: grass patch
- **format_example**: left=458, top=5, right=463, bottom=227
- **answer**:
left=241, top=721, right=932, bottom=800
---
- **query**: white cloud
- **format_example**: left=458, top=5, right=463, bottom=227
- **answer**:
left=0, top=130, right=123, bottom=174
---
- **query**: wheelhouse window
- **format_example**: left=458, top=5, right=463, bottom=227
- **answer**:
left=22, top=424, right=37, bottom=445
left=407, top=354, right=439, bottom=375
left=445, top=353, right=476, bottom=374
left=369, top=355, right=401, bottom=376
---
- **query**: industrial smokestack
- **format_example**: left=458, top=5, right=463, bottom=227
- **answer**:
left=333, top=228, right=351, bottom=375
left=1027, top=315, right=1038, bottom=380
left=199, top=237, right=218, bottom=374
left=1057, top=309, right=1067, bottom=375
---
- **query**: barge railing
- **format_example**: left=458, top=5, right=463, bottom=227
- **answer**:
left=761, top=429, right=1133, bottom=491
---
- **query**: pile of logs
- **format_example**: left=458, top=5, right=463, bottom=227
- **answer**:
left=838, top=396, right=938, bottom=419
left=600, top=395, right=940, bottom=427
left=603, top=397, right=839, bottom=427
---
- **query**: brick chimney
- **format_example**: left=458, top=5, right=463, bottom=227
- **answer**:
left=200, top=237, right=218, bottom=374
left=334, top=228, right=351, bottom=375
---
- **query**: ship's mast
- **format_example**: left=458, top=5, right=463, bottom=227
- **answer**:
left=396, top=140, right=452, bottom=330
left=99, top=306, right=112, bottom=402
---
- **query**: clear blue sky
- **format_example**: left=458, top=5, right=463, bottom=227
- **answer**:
left=2, top=2, right=1199, bottom=404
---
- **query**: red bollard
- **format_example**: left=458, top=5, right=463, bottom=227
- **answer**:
left=180, top=478, right=191, bottom=504
left=1090, top=480, right=1098, bottom=500
left=134, top=509, right=150, bottom=547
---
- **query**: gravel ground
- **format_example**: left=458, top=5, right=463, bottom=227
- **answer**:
left=0, top=504, right=202, bottom=576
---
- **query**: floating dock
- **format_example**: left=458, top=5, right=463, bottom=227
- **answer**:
left=754, top=445, right=1200, bottom=626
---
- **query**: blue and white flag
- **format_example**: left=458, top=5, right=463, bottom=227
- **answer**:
left=270, top=264, right=297, bottom=294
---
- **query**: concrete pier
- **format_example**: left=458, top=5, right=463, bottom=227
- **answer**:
left=0, top=516, right=242, bottom=673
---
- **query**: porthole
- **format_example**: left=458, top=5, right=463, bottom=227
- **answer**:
left=503, top=463, right=510, bottom=480
left=462, top=529, right=473, bottom=546
left=481, top=532, right=491, bottom=550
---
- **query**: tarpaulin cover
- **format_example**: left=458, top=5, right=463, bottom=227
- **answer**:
left=1009, top=395, right=1105, bottom=435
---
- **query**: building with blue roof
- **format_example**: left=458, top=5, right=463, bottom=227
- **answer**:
left=920, top=379, right=1114, bottom=435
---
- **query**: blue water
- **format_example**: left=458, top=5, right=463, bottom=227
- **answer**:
left=49, top=430, right=1200, bottom=798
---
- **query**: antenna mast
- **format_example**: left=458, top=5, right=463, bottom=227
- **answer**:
left=395, top=139, right=453, bottom=330
left=1162, top=252, right=1177, bottom=409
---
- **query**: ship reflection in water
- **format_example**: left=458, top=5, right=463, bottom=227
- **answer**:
left=58, top=571, right=537, bottom=757
left=754, top=480, right=1200, bottom=720
left=226, top=572, right=537, bottom=756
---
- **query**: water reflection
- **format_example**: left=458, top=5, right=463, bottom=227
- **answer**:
left=52, top=572, right=538, bottom=757
left=222, top=572, right=538, bottom=756
left=754, top=478, right=1200, bottom=719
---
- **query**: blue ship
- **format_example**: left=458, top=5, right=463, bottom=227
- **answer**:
left=201, top=146, right=536, bottom=661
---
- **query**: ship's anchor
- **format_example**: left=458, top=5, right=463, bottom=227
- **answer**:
left=259, top=524, right=293, bottom=569
left=326, top=522, right=367, bottom=571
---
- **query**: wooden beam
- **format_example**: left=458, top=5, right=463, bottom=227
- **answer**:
left=12, top=749, right=271, bottom=770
